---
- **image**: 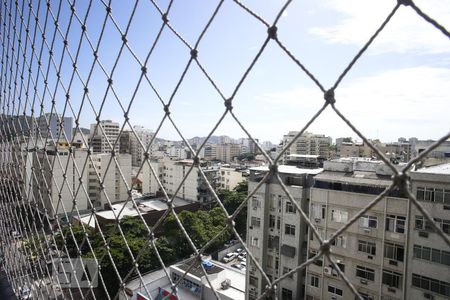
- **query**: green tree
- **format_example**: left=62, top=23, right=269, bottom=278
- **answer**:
left=218, top=181, right=248, bottom=237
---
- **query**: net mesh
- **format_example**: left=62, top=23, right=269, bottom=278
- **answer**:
left=0, top=0, right=449, bottom=299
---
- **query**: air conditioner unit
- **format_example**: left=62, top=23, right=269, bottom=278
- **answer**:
left=324, top=267, right=332, bottom=275
left=331, top=296, right=337, bottom=300
left=360, top=279, right=368, bottom=285
left=367, top=255, right=373, bottom=260
left=314, top=218, right=321, bottom=223
left=387, top=287, right=396, bottom=293
left=389, top=260, right=398, bottom=266
left=253, top=206, right=258, bottom=210
left=418, top=231, right=429, bottom=238
left=424, top=292, right=435, bottom=299
left=363, top=228, right=371, bottom=234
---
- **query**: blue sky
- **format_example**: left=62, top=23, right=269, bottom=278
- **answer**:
left=18, top=0, right=450, bottom=144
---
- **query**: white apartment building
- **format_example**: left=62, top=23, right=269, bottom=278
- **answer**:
left=160, top=158, right=218, bottom=206
left=89, top=120, right=120, bottom=154
left=278, top=131, right=331, bottom=164
left=34, top=113, right=73, bottom=141
left=87, top=153, right=132, bottom=207
left=216, top=143, right=242, bottom=163
left=133, top=161, right=160, bottom=196
left=408, top=164, right=450, bottom=300
left=305, top=158, right=450, bottom=300
left=32, top=147, right=89, bottom=220
left=246, top=165, right=323, bottom=300
left=218, top=166, right=246, bottom=191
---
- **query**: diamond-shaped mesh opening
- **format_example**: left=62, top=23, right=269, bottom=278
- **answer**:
left=0, top=0, right=449, bottom=300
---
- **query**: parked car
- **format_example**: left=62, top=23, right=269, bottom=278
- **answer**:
left=236, top=248, right=243, bottom=253
left=222, top=252, right=238, bottom=263
left=237, top=252, right=246, bottom=261
left=231, top=263, right=246, bottom=271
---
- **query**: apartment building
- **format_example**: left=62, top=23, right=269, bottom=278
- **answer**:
left=217, top=143, right=242, bottom=163
left=87, top=153, right=132, bottom=207
left=305, top=158, right=450, bottom=300
left=160, top=158, right=218, bottom=207
left=31, top=147, right=89, bottom=220
left=278, top=131, right=331, bottom=164
left=218, top=166, right=247, bottom=191
left=89, top=120, right=120, bottom=154
left=246, top=164, right=323, bottom=300
left=408, top=164, right=450, bottom=300
left=35, top=113, right=73, bottom=141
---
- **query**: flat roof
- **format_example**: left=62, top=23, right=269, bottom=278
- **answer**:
left=174, top=258, right=223, bottom=279
left=287, top=154, right=320, bottom=158
left=315, top=171, right=392, bottom=187
left=413, top=163, right=450, bottom=175
left=96, top=197, right=193, bottom=220
left=250, top=165, right=323, bottom=175
left=125, top=268, right=168, bottom=291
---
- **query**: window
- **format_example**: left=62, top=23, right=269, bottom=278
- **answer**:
left=358, top=240, right=376, bottom=255
left=413, top=244, right=450, bottom=266
left=359, top=293, right=375, bottom=300
left=417, top=187, right=450, bottom=204
left=252, top=197, right=260, bottom=209
left=311, top=203, right=326, bottom=219
left=386, top=215, right=406, bottom=234
left=281, top=288, right=293, bottom=300
left=330, top=235, right=347, bottom=248
left=285, top=224, right=296, bottom=236
left=328, top=285, right=343, bottom=297
left=286, top=201, right=296, bottom=214
left=356, top=265, right=375, bottom=281
left=382, top=269, right=402, bottom=289
left=309, top=275, right=320, bottom=288
left=412, top=273, right=450, bottom=297
left=309, top=251, right=323, bottom=266
left=251, top=217, right=261, bottom=228
left=283, top=267, right=293, bottom=279
left=267, top=255, right=273, bottom=268
left=331, top=209, right=348, bottom=223
left=249, top=276, right=258, bottom=287
left=360, top=215, right=378, bottom=228
left=269, top=215, right=275, bottom=228
left=251, top=237, right=259, bottom=247
left=384, top=242, right=404, bottom=262
left=434, top=218, right=450, bottom=234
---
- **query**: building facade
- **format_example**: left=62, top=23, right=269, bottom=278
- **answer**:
left=246, top=165, right=322, bottom=300
left=89, top=120, right=120, bottom=154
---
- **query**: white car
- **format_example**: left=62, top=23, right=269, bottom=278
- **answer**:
left=222, top=252, right=238, bottom=263
left=237, top=253, right=246, bottom=261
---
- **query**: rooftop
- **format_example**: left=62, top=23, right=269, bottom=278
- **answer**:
left=250, top=165, right=323, bottom=175
left=414, top=163, right=450, bottom=175
left=96, top=197, right=193, bottom=220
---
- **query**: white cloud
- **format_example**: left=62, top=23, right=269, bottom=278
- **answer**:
left=309, top=0, right=450, bottom=54
left=247, top=66, right=450, bottom=142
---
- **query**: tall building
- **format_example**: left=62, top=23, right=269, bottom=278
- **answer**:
left=35, top=113, right=72, bottom=141
left=160, top=158, right=218, bottom=207
left=89, top=120, right=120, bottom=154
left=120, top=126, right=155, bottom=167
left=278, top=131, right=332, bottom=164
left=305, top=158, right=450, bottom=300
left=87, top=153, right=132, bottom=207
left=216, top=143, right=241, bottom=163
left=31, top=146, right=89, bottom=220
left=246, top=164, right=323, bottom=300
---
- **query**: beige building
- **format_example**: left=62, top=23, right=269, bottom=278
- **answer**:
left=246, top=165, right=323, bottom=300
left=89, top=120, right=120, bottom=154
left=278, top=131, right=331, bottom=164
left=305, top=158, right=450, bottom=300
left=218, top=166, right=247, bottom=191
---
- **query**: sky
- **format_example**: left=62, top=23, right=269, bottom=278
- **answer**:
left=13, top=0, right=450, bottom=144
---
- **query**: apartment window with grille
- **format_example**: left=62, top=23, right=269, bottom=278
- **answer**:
left=269, top=215, right=275, bottom=228
left=249, top=276, right=258, bottom=288
left=309, top=274, right=320, bottom=288
left=360, top=215, right=378, bottom=228
left=330, top=235, right=347, bottom=248
left=356, top=265, right=375, bottom=281
left=359, top=293, right=375, bottom=300
left=251, top=237, right=259, bottom=247
left=311, top=203, right=326, bottom=220
left=434, top=218, right=450, bottom=234
left=267, top=255, right=273, bottom=269
left=417, top=187, right=450, bottom=205
left=384, top=242, right=404, bottom=262
left=413, top=244, right=450, bottom=266
left=252, top=197, right=260, bottom=209
left=386, top=215, right=406, bottom=234
left=281, top=288, right=293, bottom=300
left=283, top=267, right=293, bottom=279
left=358, top=240, right=376, bottom=255
left=412, top=273, right=450, bottom=297
left=331, top=209, right=348, bottom=223
left=251, top=217, right=261, bottom=228
left=285, top=224, right=296, bottom=236
left=382, top=269, right=402, bottom=289
left=328, top=285, right=343, bottom=297
left=286, top=201, right=295, bottom=214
